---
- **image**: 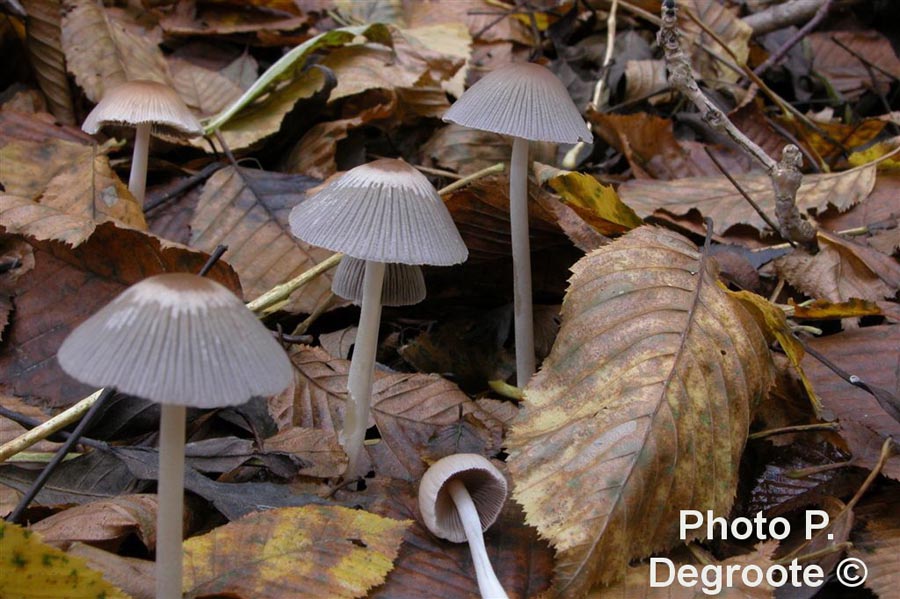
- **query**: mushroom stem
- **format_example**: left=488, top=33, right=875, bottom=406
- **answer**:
left=343, top=260, right=386, bottom=478
left=156, top=403, right=186, bottom=599
left=129, top=122, right=151, bottom=205
left=447, top=479, right=509, bottom=599
left=509, top=136, right=535, bottom=386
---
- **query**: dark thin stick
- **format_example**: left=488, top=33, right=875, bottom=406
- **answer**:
left=198, top=245, right=228, bottom=277
left=6, top=388, right=115, bottom=523
left=829, top=36, right=900, bottom=136
left=830, top=35, right=900, bottom=83
left=144, top=161, right=223, bottom=213
left=753, top=0, right=831, bottom=76
left=765, top=117, right=822, bottom=173
left=703, top=147, right=795, bottom=245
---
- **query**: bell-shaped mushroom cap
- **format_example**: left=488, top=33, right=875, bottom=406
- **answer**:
left=57, top=273, right=292, bottom=408
left=418, top=454, right=508, bottom=543
left=443, top=62, right=590, bottom=144
left=332, top=257, right=426, bottom=307
left=289, top=159, right=468, bottom=266
left=81, top=80, right=203, bottom=137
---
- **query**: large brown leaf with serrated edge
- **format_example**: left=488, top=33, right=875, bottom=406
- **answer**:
left=182, top=505, right=409, bottom=599
left=287, top=345, right=499, bottom=481
left=506, top=226, right=774, bottom=596
left=362, top=477, right=554, bottom=599
left=0, top=210, right=239, bottom=406
left=189, top=165, right=334, bottom=315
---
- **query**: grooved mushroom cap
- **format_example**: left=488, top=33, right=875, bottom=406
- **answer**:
left=332, top=257, right=426, bottom=307
left=81, top=80, right=203, bottom=137
left=443, top=62, right=590, bottom=144
left=288, top=159, right=468, bottom=266
left=418, top=454, right=508, bottom=544
left=57, top=273, right=292, bottom=408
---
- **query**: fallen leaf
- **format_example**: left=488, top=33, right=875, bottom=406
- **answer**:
left=0, top=521, right=129, bottom=598
left=421, top=124, right=513, bottom=176
left=189, top=165, right=334, bottom=314
left=22, top=0, right=75, bottom=125
left=289, top=345, right=483, bottom=480
left=67, top=543, right=154, bottom=599
left=542, top=167, right=643, bottom=235
left=808, top=31, right=900, bottom=100
left=182, top=505, right=409, bottom=599
left=779, top=117, right=886, bottom=163
left=849, top=485, right=900, bottom=598
left=169, top=57, right=246, bottom=118
left=775, top=230, right=900, bottom=304
left=61, top=0, right=171, bottom=103
left=618, top=162, right=877, bottom=234
left=30, top=494, right=157, bottom=552
left=159, top=3, right=307, bottom=38
left=263, top=427, right=347, bottom=479
left=681, top=0, right=752, bottom=87
left=0, top=394, right=60, bottom=455
left=789, top=298, right=882, bottom=320
left=405, top=0, right=532, bottom=45
left=506, top=226, right=774, bottom=594
left=622, top=59, right=672, bottom=105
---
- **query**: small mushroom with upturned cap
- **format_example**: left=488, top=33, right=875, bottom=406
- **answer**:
left=58, top=273, right=292, bottom=599
left=81, top=80, right=203, bottom=205
left=443, top=63, right=590, bottom=386
left=419, top=454, right=509, bottom=599
left=289, top=158, right=467, bottom=478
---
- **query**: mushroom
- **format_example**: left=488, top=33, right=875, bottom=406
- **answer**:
left=289, top=159, right=468, bottom=478
left=443, top=62, right=590, bottom=385
left=81, top=80, right=203, bottom=205
left=57, top=273, right=292, bottom=599
left=419, top=454, right=509, bottom=599
left=332, top=257, right=426, bottom=307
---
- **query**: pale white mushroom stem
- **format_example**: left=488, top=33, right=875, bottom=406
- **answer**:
left=156, top=403, right=186, bottom=599
left=129, top=122, right=152, bottom=205
left=343, top=260, right=386, bottom=478
left=509, top=136, right=536, bottom=386
left=447, top=479, right=509, bottom=599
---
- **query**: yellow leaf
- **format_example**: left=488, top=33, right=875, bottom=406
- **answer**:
left=848, top=140, right=900, bottom=170
left=546, top=170, right=643, bottom=235
left=183, top=505, right=410, bottom=599
left=789, top=298, right=882, bottom=320
left=728, top=289, right=822, bottom=415
left=0, top=521, right=130, bottom=599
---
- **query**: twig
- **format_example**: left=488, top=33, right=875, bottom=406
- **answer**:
left=743, top=0, right=828, bottom=36
left=144, top=161, right=224, bottom=213
left=0, top=407, right=107, bottom=451
left=291, top=291, right=335, bottom=336
left=247, top=253, right=344, bottom=315
left=748, top=422, right=839, bottom=440
left=753, top=0, right=832, bottom=75
left=435, top=162, right=505, bottom=195
left=658, top=2, right=817, bottom=252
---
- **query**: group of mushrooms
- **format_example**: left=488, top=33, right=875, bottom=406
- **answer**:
left=58, top=62, right=589, bottom=599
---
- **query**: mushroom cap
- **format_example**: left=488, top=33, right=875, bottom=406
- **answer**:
left=81, top=80, right=203, bottom=137
left=332, top=257, right=426, bottom=307
left=418, top=453, right=508, bottom=543
left=57, top=273, right=292, bottom=408
left=288, top=159, right=468, bottom=266
left=443, top=62, right=590, bottom=144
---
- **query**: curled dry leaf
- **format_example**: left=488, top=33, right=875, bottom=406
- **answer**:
left=159, top=4, right=307, bottom=38
left=61, top=0, right=171, bottom=103
left=182, top=505, right=409, bottom=599
left=22, top=0, right=75, bottom=124
left=775, top=230, right=900, bottom=305
left=618, top=162, right=877, bottom=235
left=680, top=0, right=752, bottom=87
left=541, top=167, right=644, bottom=235
left=0, top=521, right=129, bottom=599
left=289, top=345, right=489, bottom=481
left=31, top=494, right=158, bottom=552
left=189, top=165, right=334, bottom=314
left=506, top=226, right=774, bottom=595
left=263, top=427, right=347, bottom=479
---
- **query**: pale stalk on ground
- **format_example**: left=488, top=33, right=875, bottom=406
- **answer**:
left=447, top=479, right=508, bottom=599
left=342, top=261, right=386, bottom=478
left=156, top=403, right=186, bottom=599
left=509, top=137, right=535, bottom=385
left=129, top=122, right=151, bottom=205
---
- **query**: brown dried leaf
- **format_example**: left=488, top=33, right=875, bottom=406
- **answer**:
left=289, top=346, right=481, bottom=481
left=31, top=494, right=157, bottom=552
left=790, top=298, right=882, bottom=320
left=0, top=395, right=60, bottom=454
left=189, top=166, right=334, bottom=314
left=775, top=231, right=900, bottom=303
left=0, top=194, right=95, bottom=246
left=850, top=485, right=900, bottom=597
left=366, top=478, right=554, bottom=599
left=0, top=218, right=239, bottom=406
left=169, top=57, right=245, bottom=118
left=808, top=31, right=900, bottom=100
left=183, top=505, right=409, bottom=599
left=421, top=124, right=512, bottom=176
left=22, top=0, right=75, bottom=124
left=681, top=0, right=752, bottom=86
left=405, top=0, right=532, bottom=45
left=159, top=4, right=307, bottom=37
left=263, top=427, right=347, bottom=479
left=506, top=227, right=774, bottom=594
left=618, top=163, right=877, bottom=234
left=61, top=0, right=171, bottom=103
left=623, top=59, right=671, bottom=104
left=67, top=543, right=154, bottom=599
